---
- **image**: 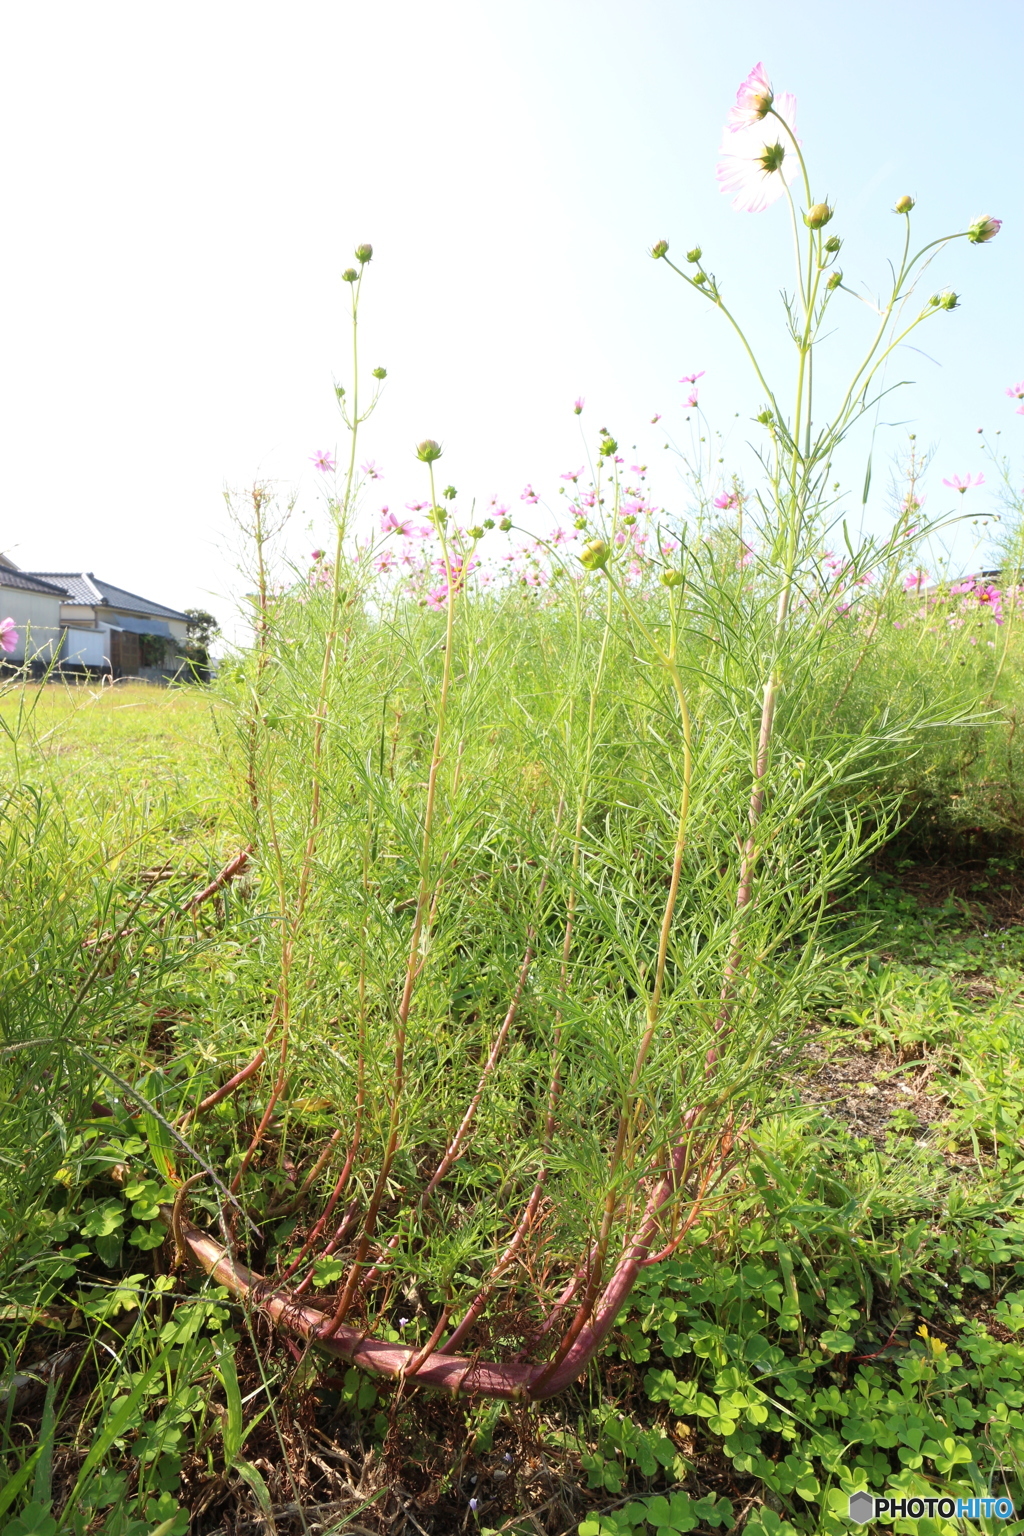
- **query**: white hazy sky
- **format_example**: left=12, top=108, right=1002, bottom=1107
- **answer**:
left=1, top=0, right=1020, bottom=633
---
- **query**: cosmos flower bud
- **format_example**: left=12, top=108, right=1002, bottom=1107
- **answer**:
left=579, top=539, right=609, bottom=571
left=823, top=235, right=842, bottom=253
left=573, top=517, right=587, bottom=530
left=826, top=270, right=843, bottom=290
left=482, top=518, right=495, bottom=530
left=334, top=384, right=345, bottom=399
left=499, top=516, right=512, bottom=531
left=416, top=439, right=443, bottom=462
left=894, top=195, right=915, bottom=214
left=467, top=525, right=484, bottom=539
left=443, top=484, right=457, bottom=500
left=939, top=290, right=959, bottom=310
left=803, top=202, right=833, bottom=229
left=693, top=271, right=707, bottom=286
left=967, top=214, right=1001, bottom=244
left=372, top=366, right=387, bottom=380
left=660, top=569, right=684, bottom=587
left=686, top=246, right=703, bottom=263
left=756, top=409, right=774, bottom=425
left=342, top=268, right=359, bottom=283
left=599, top=434, right=618, bottom=457
left=355, top=243, right=373, bottom=263
left=650, top=239, right=669, bottom=259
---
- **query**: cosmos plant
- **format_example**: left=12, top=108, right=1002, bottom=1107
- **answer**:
left=168, top=65, right=1002, bottom=1400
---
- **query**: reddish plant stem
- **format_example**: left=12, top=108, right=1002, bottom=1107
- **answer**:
left=183, top=846, right=253, bottom=913
left=293, top=1200, right=361, bottom=1297
left=276, top=1122, right=364, bottom=1287
left=267, top=1128, right=344, bottom=1219
left=401, top=1306, right=453, bottom=1380
left=357, top=936, right=535, bottom=1297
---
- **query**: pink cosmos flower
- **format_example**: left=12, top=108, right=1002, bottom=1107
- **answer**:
left=714, top=491, right=740, bottom=510
left=716, top=89, right=800, bottom=213
left=376, top=550, right=396, bottom=572
left=727, top=62, right=775, bottom=132
left=651, top=413, right=662, bottom=424
left=1006, top=382, right=1024, bottom=400
left=310, top=449, right=336, bottom=472
left=382, top=509, right=430, bottom=537
left=976, top=584, right=1003, bottom=621
left=942, top=473, right=985, bottom=493
left=561, top=467, right=584, bottom=482
left=0, top=616, right=17, bottom=654
left=683, top=391, right=699, bottom=409
left=573, top=397, right=585, bottom=414
left=903, top=570, right=928, bottom=591
left=425, top=584, right=449, bottom=610
left=311, top=549, right=324, bottom=561
left=361, top=459, right=383, bottom=478
left=521, top=485, right=539, bottom=504
left=680, top=372, right=705, bottom=385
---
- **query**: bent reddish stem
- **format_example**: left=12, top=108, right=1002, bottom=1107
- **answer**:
left=160, top=1125, right=726, bottom=1401
left=183, top=846, right=253, bottom=914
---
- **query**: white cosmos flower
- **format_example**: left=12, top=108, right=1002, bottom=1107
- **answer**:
left=716, top=91, right=800, bottom=213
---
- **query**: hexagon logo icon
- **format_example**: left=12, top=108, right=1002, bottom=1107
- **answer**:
left=848, top=1491, right=875, bottom=1524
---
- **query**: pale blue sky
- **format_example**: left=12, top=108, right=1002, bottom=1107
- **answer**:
left=1, top=0, right=1020, bottom=625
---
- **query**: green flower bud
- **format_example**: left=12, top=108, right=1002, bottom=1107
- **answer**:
left=428, top=503, right=447, bottom=527
left=693, top=271, right=707, bottom=286
left=939, top=290, right=959, bottom=311
left=443, top=484, right=457, bottom=500
left=355, top=243, right=373, bottom=263
left=756, top=410, right=774, bottom=426
left=372, top=366, right=387, bottom=380
left=659, top=569, right=684, bottom=588
left=650, top=239, right=669, bottom=259
left=482, top=518, right=495, bottom=530
left=579, top=539, right=609, bottom=571
left=803, top=202, right=833, bottom=229
left=622, top=513, right=636, bottom=525
left=334, top=384, right=346, bottom=400
left=573, top=517, right=587, bottom=530
left=342, top=268, right=359, bottom=283
left=823, top=234, right=842, bottom=253
left=416, top=439, right=443, bottom=462
left=467, top=525, right=484, bottom=539
left=599, top=434, right=618, bottom=457
left=499, top=516, right=512, bottom=532
left=894, top=195, right=915, bottom=214
left=686, top=246, right=703, bottom=263
left=967, top=214, right=1001, bottom=244
left=826, top=270, right=843, bottom=290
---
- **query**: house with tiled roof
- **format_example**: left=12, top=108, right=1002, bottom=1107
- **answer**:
left=1, top=554, right=190, bottom=677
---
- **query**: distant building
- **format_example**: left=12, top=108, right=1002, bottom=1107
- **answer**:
left=0, top=554, right=190, bottom=679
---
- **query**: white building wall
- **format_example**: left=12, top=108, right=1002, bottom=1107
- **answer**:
left=61, top=628, right=109, bottom=667
left=0, top=589, right=64, bottom=664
